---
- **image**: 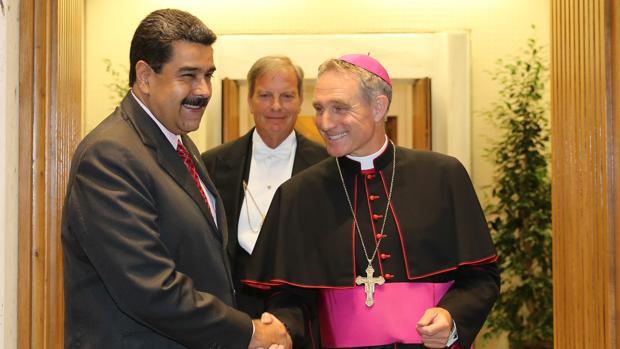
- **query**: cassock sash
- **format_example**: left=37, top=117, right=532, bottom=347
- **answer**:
left=319, top=282, right=453, bottom=348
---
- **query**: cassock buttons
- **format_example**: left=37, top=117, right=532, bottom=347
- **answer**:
left=380, top=253, right=391, bottom=260
left=369, top=195, right=380, bottom=201
left=384, top=273, right=395, bottom=280
left=372, top=214, right=384, bottom=220
left=376, top=233, right=387, bottom=239
left=366, top=174, right=376, bottom=180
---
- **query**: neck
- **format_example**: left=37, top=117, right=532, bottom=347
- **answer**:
left=347, top=136, right=389, bottom=170
left=255, top=128, right=292, bottom=149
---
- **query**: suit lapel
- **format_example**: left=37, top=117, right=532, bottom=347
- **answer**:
left=120, top=94, right=220, bottom=237
left=216, top=131, right=252, bottom=220
left=180, top=135, right=222, bottom=238
left=214, top=131, right=253, bottom=255
left=292, top=133, right=316, bottom=174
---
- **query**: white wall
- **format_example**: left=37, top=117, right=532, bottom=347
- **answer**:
left=0, top=0, right=20, bottom=348
left=83, top=0, right=551, bottom=194
left=210, top=33, right=472, bottom=170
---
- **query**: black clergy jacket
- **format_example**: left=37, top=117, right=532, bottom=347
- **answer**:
left=201, top=129, right=328, bottom=317
left=242, top=142, right=500, bottom=349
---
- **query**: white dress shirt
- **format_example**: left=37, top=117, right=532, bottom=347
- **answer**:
left=238, top=129, right=297, bottom=253
left=130, top=90, right=218, bottom=225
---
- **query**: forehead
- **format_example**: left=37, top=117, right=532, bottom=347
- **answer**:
left=255, top=67, right=298, bottom=88
left=166, top=41, right=214, bottom=69
left=314, top=70, right=361, bottom=103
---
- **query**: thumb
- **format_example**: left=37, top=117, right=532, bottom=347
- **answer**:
left=417, top=309, right=438, bottom=327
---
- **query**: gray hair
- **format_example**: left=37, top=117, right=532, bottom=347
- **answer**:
left=247, top=55, right=304, bottom=98
left=317, top=58, right=392, bottom=109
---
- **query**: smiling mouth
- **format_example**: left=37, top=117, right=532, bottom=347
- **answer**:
left=183, top=104, right=204, bottom=110
left=323, top=131, right=347, bottom=141
left=181, top=96, right=209, bottom=109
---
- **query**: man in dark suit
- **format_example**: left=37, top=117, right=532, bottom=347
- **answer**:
left=61, top=9, right=290, bottom=349
left=202, top=56, right=327, bottom=324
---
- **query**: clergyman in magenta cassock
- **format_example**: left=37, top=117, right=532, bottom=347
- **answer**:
left=243, top=54, right=500, bottom=349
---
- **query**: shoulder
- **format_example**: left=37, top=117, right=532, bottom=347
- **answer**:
left=398, top=147, right=467, bottom=173
left=281, top=158, right=334, bottom=191
left=72, top=112, right=156, bottom=181
left=202, top=133, right=251, bottom=164
left=295, top=133, right=329, bottom=158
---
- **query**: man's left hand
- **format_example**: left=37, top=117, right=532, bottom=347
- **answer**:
left=415, top=307, right=453, bottom=348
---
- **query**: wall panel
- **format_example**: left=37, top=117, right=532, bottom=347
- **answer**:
left=18, top=0, right=82, bottom=348
left=551, top=0, right=618, bottom=347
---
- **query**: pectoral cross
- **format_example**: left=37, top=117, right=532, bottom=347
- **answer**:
left=355, top=265, right=385, bottom=307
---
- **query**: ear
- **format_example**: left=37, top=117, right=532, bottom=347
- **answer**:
left=295, top=92, right=304, bottom=114
left=247, top=94, right=255, bottom=114
left=372, top=95, right=389, bottom=122
left=134, top=60, right=154, bottom=95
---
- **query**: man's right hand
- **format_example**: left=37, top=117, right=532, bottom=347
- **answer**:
left=248, top=312, right=292, bottom=349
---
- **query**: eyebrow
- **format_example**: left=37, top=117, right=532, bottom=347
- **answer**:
left=177, top=66, right=217, bottom=74
left=313, top=99, right=349, bottom=107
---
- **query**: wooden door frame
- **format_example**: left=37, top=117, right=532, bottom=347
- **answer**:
left=18, top=0, right=82, bottom=347
left=551, top=0, right=619, bottom=347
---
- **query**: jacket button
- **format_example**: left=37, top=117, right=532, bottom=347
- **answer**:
left=372, top=214, right=383, bottom=220
left=369, top=195, right=380, bottom=201
left=384, top=273, right=394, bottom=280
left=380, top=253, right=391, bottom=260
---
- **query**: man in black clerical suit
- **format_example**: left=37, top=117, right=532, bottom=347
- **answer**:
left=243, top=54, right=500, bottom=349
left=202, top=56, right=327, bottom=323
left=61, top=9, right=289, bottom=349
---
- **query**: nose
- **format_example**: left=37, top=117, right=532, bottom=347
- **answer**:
left=271, top=97, right=282, bottom=111
left=195, top=77, right=212, bottom=97
left=316, top=111, right=334, bottom=131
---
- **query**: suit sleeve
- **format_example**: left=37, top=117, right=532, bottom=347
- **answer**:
left=436, top=158, right=500, bottom=348
left=65, top=140, right=253, bottom=349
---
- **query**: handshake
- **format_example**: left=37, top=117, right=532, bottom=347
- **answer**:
left=248, top=312, right=293, bottom=349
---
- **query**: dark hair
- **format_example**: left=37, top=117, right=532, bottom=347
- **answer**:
left=129, top=9, right=217, bottom=86
left=247, top=55, right=304, bottom=98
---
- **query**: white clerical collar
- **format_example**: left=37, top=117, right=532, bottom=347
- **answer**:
left=131, top=90, right=180, bottom=149
left=252, top=128, right=297, bottom=155
left=346, top=136, right=389, bottom=170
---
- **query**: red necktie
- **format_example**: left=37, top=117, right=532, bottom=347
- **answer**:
left=176, top=140, right=213, bottom=216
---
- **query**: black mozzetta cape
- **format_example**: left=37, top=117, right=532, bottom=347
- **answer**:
left=243, top=143, right=500, bottom=348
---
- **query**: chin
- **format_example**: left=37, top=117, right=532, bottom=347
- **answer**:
left=326, top=147, right=348, bottom=158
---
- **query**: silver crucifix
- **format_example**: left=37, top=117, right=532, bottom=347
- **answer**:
left=355, top=265, right=385, bottom=307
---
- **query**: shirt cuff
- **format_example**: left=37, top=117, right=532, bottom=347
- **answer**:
left=446, top=320, right=458, bottom=347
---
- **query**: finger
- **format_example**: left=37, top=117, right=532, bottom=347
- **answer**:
left=417, top=323, right=439, bottom=336
left=416, top=310, right=438, bottom=327
left=261, top=312, right=274, bottom=324
left=421, top=321, right=446, bottom=335
left=421, top=335, right=448, bottom=347
left=285, top=335, right=292, bottom=349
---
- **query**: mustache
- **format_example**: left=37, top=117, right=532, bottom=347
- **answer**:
left=181, top=96, right=210, bottom=108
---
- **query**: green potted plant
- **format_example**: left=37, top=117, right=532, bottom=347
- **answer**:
left=481, top=33, right=553, bottom=349
left=103, top=58, right=129, bottom=104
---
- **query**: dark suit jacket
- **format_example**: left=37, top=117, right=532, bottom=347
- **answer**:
left=61, top=93, right=253, bottom=349
left=202, top=129, right=327, bottom=270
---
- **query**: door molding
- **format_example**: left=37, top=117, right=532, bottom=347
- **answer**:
left=18, top=0, right=82, bottom=347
